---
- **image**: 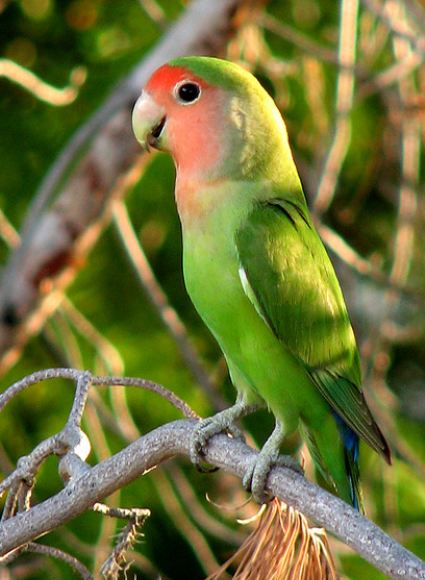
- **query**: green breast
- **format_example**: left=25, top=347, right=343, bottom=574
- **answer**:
left=180, top=180, right=270, bottom=357
left=182, top=202, right=249, bottom=349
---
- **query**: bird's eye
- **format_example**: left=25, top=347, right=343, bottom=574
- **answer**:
left=175, top=81, right=201, bottom=104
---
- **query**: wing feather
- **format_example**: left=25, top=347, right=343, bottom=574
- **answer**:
left=235, top=198, right=390, bottom=463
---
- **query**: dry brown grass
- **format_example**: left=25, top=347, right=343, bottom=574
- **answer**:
left=207, top=499, right=338, bottom=580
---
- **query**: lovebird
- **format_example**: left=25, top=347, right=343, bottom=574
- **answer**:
left=132, top=56, right=391, bottom=509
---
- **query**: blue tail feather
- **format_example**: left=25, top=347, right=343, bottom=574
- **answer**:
left=333, top=413, right=362, bottom=511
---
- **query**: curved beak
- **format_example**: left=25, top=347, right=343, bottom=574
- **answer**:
left=132, top=91, right=166, bottom=152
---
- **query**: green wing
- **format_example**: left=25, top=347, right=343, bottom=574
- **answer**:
left=235, top=198, right=390, bottom=462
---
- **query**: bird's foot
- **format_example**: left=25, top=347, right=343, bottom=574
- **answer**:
left=243, top=451, right=303, bottom=504
left=190, top=415, right=246, bottom=473
left=190, top=403, right=258, bottom=472
left=242, top=420, right=303, bottom=503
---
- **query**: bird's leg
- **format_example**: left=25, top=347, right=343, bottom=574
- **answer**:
left=243, top=420, right=303, bottom=504
left=190, top=397, right=260, bottom=471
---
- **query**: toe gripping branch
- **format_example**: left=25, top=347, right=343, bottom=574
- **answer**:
left=190, top=405, right=303, bottom=503
left=190, top=400, right=260, bottom=473
left=242, top=421, right=303, bottom=504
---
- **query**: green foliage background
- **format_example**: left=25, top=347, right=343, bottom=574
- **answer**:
left=0, top=0, right=424, bottom=578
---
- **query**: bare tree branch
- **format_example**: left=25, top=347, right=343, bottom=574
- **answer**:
left=313, top=0, right=359, bottom=214
left=0, top=420, right=424, bottom=579
left=0, top=364, right=423, bottom=577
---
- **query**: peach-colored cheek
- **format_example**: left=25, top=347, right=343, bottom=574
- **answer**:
left=166, top=98, right=222, bottom=177
left=163, top=89, right=226, bottom=221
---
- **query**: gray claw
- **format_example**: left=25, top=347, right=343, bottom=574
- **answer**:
left=243, top=450, right=278, bottom=504
left=190, top=417, right=216, bottom=466
left=190, top=418, right=246, bottom=472
left=189, top=402, right=259, bottom=474
left=242, top=420, right=303, bottom=504
left=226, top=424, right=245, bottom=443
left=243, top=452, right=303, bottom=504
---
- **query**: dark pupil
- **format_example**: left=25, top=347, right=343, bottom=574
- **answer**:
left=178, top=83, right=200, bottom=102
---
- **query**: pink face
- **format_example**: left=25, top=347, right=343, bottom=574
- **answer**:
left=142, top=64, right=224, bottom=177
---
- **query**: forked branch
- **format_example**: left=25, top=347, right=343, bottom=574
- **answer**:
left=0, top=370, right=423, bottom=579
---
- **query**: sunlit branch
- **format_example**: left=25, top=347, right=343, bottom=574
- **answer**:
left=0, top=59, right=86, bottom=106
left=358, top=51, right=422, bottom=99
left=313, top=0, right=359, bottom=214
left=360, top=2, right=423, bottom=506
left=317, top=223, right=425, bottom=306
left=389, top=5, right=420, bottom=288
left=59, top=298, right=125, bottom=375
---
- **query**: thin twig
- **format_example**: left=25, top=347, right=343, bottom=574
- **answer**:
left=358, top=50, right=422, bottom=99
left=26, top=543, right=93, bottom=579
left=0, top=209, right=19, bottom=248
left=137, top=0, right=167, bottom=27
left=94, top=504, right=150, bottom=579
left=92, top=374, right=199, bottom=419
left=0, top=59, right=86, bottom=106
left=0, top=368, right=198, bottom=419
left=389, top=14, right=419, bottom=288
left=260, top=14, right=338, bottom=65
left=59, top=298, right=124, bottom=375
left=0, top=368, right=81, bottom=413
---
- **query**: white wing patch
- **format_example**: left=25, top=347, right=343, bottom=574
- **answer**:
left=238, top=265, right=272, bottom=331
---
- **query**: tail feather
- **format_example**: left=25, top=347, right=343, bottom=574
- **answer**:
left=300, top=417, right=364, bottom=512
left=334, top=414, right=364, bottom=512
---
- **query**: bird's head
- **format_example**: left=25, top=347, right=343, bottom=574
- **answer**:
left=132, top=56, right=290, bottom=181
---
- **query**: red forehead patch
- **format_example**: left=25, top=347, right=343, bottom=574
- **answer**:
left=146, top=64, right=206, bottom=93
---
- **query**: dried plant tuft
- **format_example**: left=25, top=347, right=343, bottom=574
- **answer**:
left=207, top=499, right=338, bottom=580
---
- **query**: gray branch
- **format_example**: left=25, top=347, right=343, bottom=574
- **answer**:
left=0, top=420, right=423, bottom=579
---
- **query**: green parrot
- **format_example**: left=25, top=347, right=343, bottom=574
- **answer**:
left=132, top=56, right=391, bottom=509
